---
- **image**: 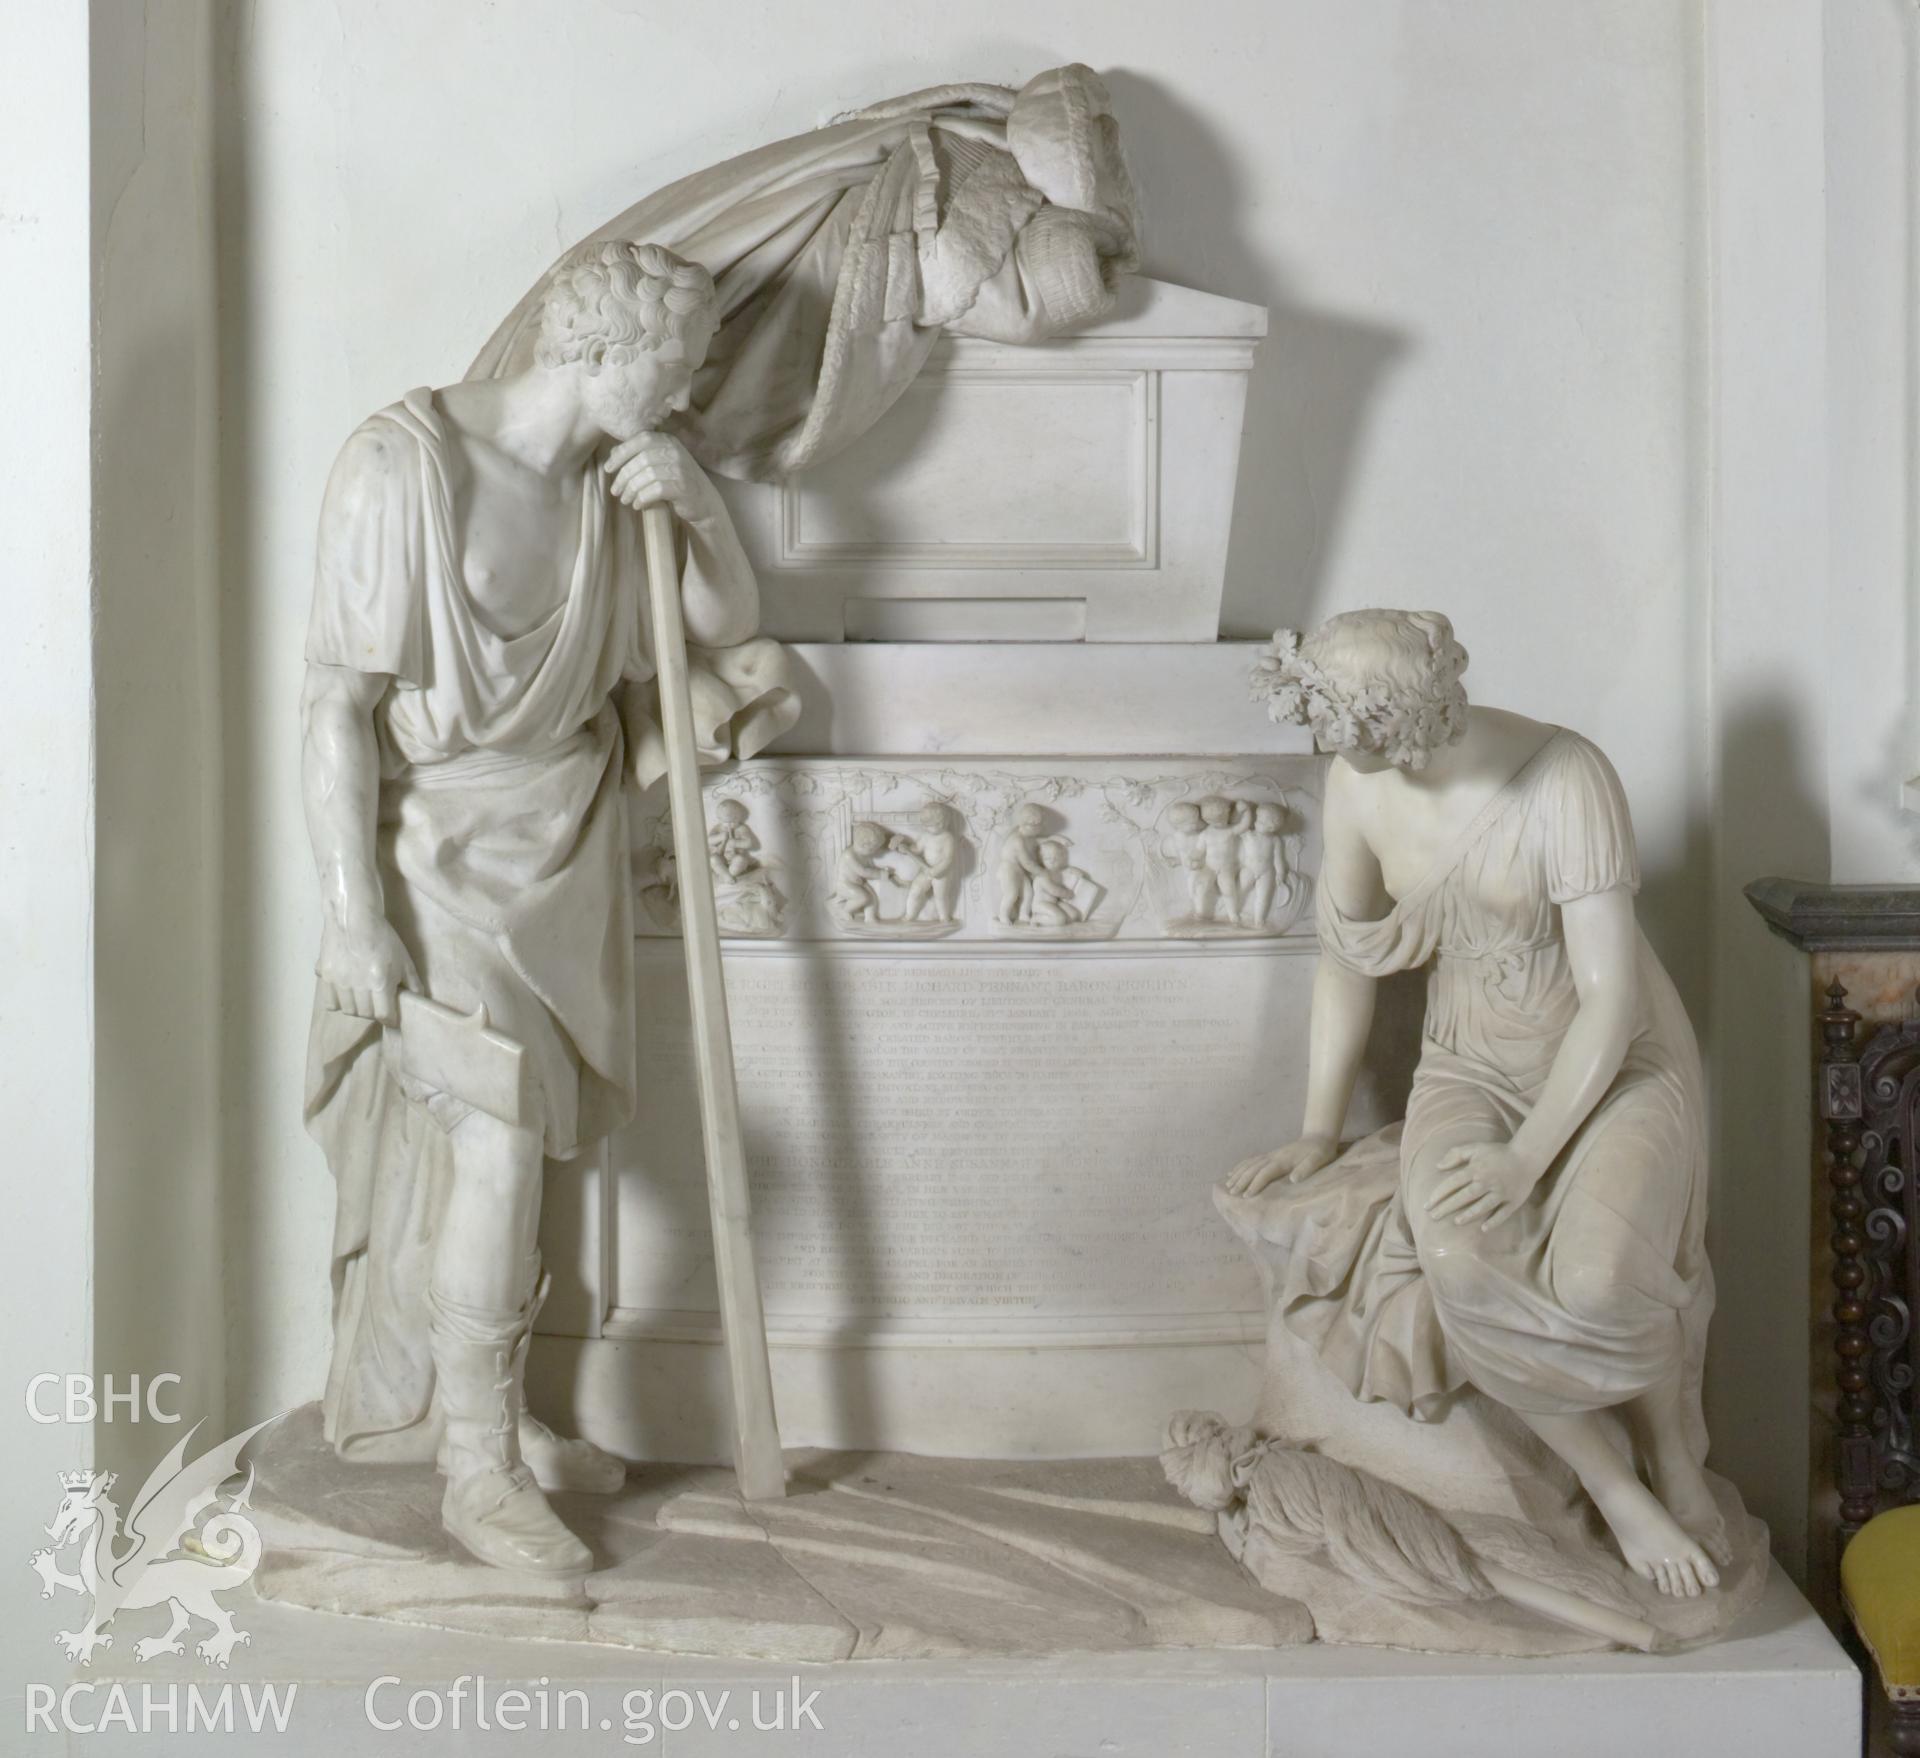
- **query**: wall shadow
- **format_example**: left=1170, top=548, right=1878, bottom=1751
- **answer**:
left=89, top=0, right=227, bottom=1484
left=1102, top=68, right=1412, bottom=639
left=1701, top=694, right=1831, bottom=1576
left=211, top=2, right=274, bottom=1429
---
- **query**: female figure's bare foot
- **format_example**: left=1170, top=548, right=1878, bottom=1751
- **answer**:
left=1517, top=1403, right=1720, bottom=1598
left=1590, top=1474, right=1721, bottom=1598
left=1628, top=1373, right=1734, bottom=1568
left=1647, top=1449, right=1733, bottom=1567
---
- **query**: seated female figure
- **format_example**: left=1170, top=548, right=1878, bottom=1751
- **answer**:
left=1228, top=610, right=1728, bottom=1599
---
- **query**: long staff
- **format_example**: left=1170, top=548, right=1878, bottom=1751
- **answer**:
left=641, top=502, right=786, bottom=1502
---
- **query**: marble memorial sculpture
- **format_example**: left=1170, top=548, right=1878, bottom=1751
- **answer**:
left=271, top=55, right=1769, bottom=1666
left=301, top=64, right=1141, bottom=1580
left=1166, top=610, right=1767, bottom=1651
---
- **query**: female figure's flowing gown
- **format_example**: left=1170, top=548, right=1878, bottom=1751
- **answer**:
left=1262, top=731, right=1711, bottom=1446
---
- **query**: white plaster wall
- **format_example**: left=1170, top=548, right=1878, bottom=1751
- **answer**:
left=1824, top=0, right=1920, bottom=884
left=215, top=0, right=1839, bottom=1563
left=0, top=0, right=96, bottom=1704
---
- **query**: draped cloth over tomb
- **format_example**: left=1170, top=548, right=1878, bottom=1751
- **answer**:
left=1249, top=732, right=1712, bottom=1434
left=466, top=64, right=1141, bottom=480
left=311, top=66, right=1140, bottom=1460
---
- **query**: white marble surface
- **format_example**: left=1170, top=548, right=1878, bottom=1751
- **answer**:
left=537, top=937, right=1378, bottom=1461
left=767, top=641, right=1315, bottom=759
left=714, top=278, right=1266, bottom=643
left=534, top=656, right=1415, bottom=1464
left=240, top=1405, right=1310, bottom=1659
left=613, top=944, right=1297, bottom=1339
left=536, top=744, right=1423, bottom=1460
left=64, top=1560, right=1856, bottom=1758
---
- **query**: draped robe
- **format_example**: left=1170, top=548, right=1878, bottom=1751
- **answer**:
left=309, top=64, right=1140, bottom=1458
left=1251, top=732, right=1712, bottom=1433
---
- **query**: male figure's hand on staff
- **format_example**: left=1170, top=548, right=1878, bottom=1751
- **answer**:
left=604, top=432, right=719, bottom=523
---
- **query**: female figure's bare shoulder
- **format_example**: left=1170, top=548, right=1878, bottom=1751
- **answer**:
left=1449, top=706, right=1559, bottom=776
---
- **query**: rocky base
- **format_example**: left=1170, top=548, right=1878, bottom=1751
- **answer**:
left=248, top=1405, right=1313, bottom=1660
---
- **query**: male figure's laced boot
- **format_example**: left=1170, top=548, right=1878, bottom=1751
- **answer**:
left=513, top=1272, right=626, bottom=1496
left=428, top=1283, right=591, bottom=1576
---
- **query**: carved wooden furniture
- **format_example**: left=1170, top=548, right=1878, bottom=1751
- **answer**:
left=1749, top=878, right=1920, bottom=1753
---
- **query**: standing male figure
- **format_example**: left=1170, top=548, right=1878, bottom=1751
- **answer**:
left=302, top=242, right=794, bottom=1574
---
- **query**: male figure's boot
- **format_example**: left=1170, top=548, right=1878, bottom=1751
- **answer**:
left=513, top=1269, right=626, bottom=1496
left=428, top=1283, right=591, bottom=1576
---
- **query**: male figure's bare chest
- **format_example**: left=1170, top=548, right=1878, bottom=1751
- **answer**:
left=448, top=439, right=584, bottom=639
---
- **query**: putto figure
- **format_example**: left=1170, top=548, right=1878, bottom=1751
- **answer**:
left=706, top=797, right=785, bottom=937
left=1029, top=838, right=1105, bottom=927
left=1158, top=794, right=1293, bottom=932
left=995, top=803, right=1050, bottom=924
left=707, top=797, right=761, bottom=881
left=302, top=241, right=793, bottom=1575
left=1196, top=795, right=1250, bottom=923
left=830, top=822, right=894, bottom=924
left=898, top=802, right=964, bottom=925
left=1236, top=800, right=1292, bottom=927
left=1225, top=610, right=1729, bottom=1600
left=1160, top=801, right=1211, bottom=918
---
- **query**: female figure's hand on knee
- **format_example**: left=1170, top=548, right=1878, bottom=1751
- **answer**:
left=1425, top=1140, right=1544, bottom=1230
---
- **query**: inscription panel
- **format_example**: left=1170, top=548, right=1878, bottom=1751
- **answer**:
left=609, top=947, right=1325, bottom=1343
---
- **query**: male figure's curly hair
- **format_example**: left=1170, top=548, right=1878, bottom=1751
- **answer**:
left=535, top=240, right=718, bottom=370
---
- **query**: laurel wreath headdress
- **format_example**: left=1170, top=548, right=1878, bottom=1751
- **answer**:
left=1249, top=615, right=1470, bottom=771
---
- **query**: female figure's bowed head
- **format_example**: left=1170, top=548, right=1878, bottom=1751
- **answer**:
left=1249, top=609, right=1470, bottom=772
left=1230, top=609, right=1731, bottom=1601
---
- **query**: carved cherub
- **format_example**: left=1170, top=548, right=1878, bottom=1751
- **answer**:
left=1198, top=795, right=1251, bottom=924
left=1160, top=801, right=1213, bottom=920
left=708, top=797, right=762, bottom=881
left=1237, top=800, right=1292, bottom=927
left=899, top=802, right=963, bottom=924
left=832, top=821, right=893, bottom=923
left=996, top=803, right=1050, bottom=924
left=1029, top=838, right=1106, bottom=928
